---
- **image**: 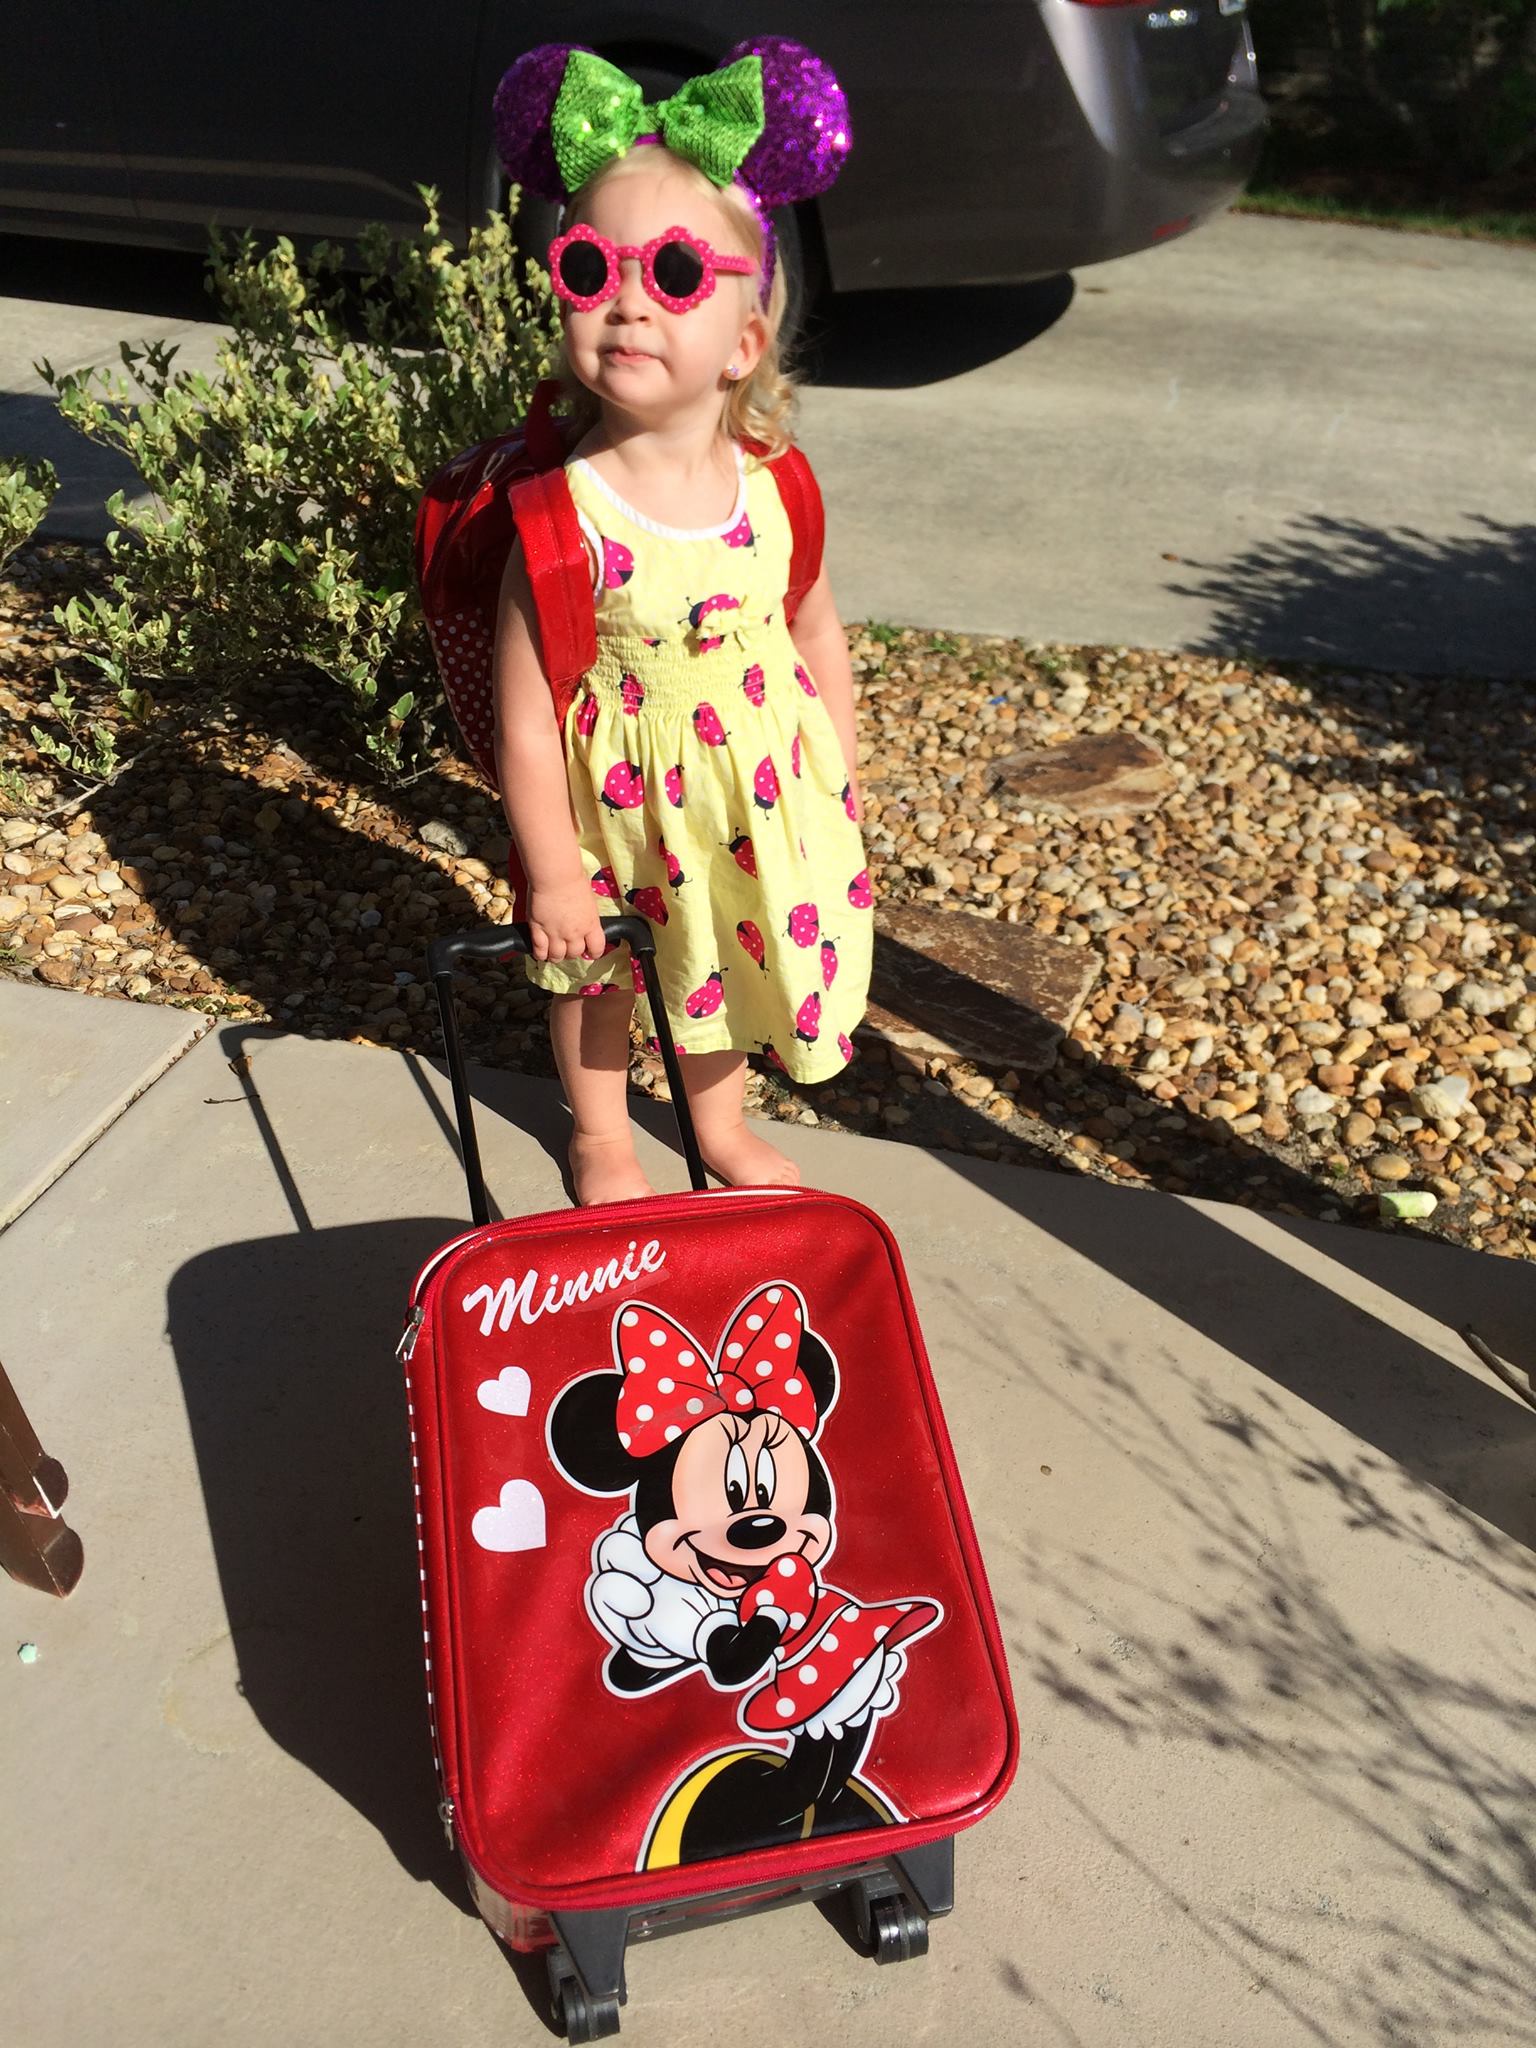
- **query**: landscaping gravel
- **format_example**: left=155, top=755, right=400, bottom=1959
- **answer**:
left=3, top=539, right=1531, bottom=1259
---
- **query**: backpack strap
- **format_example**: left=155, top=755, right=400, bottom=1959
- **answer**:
left=507, top=469, right=598, bottom=733
left=764, top=444, right=825, bottom=628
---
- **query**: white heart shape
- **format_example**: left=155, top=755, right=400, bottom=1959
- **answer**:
left=477, top=1365, right=532, bottom=1417
left=471, top=1479, right=546, bottom=1553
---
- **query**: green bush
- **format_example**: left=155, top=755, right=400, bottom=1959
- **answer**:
left=1252, top=0, right=1536, bottom=184
left=25, top=185, right=559, bottom=786
left=0, top=456, right=59, bottom=573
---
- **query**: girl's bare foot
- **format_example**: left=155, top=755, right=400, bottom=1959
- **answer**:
left=570, top=1131, right=656, bottom=1206
left=698, top=1121, right=802, bottom=1189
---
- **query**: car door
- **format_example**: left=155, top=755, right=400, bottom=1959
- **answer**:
left=1, top=3, right=135, bottom=236
left=93, top=1, right=485, bottom=257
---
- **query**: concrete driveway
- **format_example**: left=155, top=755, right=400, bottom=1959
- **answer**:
left=2, top=991, right=1535, bottom=2047
left=2, top=212, right=1531, bottom=676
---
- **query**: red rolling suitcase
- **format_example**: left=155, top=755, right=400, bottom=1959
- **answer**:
left=400, top=916, right=1017, bottom=2039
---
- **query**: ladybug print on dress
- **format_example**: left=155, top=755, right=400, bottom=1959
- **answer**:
left=790, top=732, right=802, bottom=779
left=752, top=757, right=780, bottom=812
left=847, top=868, right=873, bottom=909
left=755, top=1039, right=790, bottom=1073
left=742, top=664, right=766, bottom=707
left=620, top=671, right=645, bottom=716
left=576, top=692, right=600, bottom=739
left=602, top=537, right=634, bottom=589
left=626, top=884, right=669, bottom=926
left=821, top=937, right=839, bottom=988
left=737, top=919, right=767, bottom=971
left=664, top=764, right=685, bottom=808
left=794, top=992, right=822, bottom=1044
left=837, top=1032, right=855, bottom=1062
left=688, top=593, right=742, bottom=656
left=590, top=865, right=619, bottom=900
left=795, top=663, right=818, bottom=698
left=601, top=762, right=645, bottom=811
left=684, top=969, right=726, bottom=1018
left=722, top=511, right=755, bottom=551
left=658, top=835, right=686, bottom=891
left=841, top=779, right=858, bottom=820
left=693, top=703, right=728, bottom=747
left=786, top=903, right=819, bottom=948
left=729, top=831, right=757, bottom=878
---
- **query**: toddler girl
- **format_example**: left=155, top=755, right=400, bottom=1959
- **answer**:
left=490, top=40, right=872, bottom=1206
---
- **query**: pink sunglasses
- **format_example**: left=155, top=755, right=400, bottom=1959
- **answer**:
left=548, top=222, right=757, bottom=315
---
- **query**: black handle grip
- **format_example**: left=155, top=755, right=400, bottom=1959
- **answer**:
left=426, top=913, right=657, bottom=979
left=428, top=916, right=707, bottom=1222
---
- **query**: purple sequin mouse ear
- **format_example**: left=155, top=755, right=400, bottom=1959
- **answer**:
left=722, top=36, right=853, bottom=207
left=491, top=43, right=595, bottom=201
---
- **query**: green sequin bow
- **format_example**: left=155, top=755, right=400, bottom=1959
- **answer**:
left=550, top=50, right=765, bottom=194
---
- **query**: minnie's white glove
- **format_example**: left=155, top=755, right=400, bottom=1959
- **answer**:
left=587, top=1514, right=730, bottom=1667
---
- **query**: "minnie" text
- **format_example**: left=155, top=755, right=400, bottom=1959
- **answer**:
left=463, top=1238, right=666, bottom=1336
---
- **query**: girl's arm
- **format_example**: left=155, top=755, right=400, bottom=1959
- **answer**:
left=491, top=537, right=608, bottom=963
left=788, top=563, right=862, bottom=811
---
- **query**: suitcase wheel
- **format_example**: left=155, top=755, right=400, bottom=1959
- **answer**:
left=547, top=1953, right=622, bottom=2043
left=866, top=1892, right=930, bottom=1966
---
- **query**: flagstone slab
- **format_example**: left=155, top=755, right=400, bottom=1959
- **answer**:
left=990, top=732, right=1175, bottom=815
left=864, top=905, right=1097, bottom=1071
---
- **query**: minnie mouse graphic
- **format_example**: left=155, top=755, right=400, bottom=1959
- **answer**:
left=548, top=1280, right=942, bottom=1868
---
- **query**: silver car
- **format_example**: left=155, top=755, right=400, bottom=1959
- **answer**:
left=4, top=2, right=1264, bottom=308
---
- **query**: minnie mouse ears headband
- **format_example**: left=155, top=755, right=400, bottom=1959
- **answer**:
left=492, top=37, right=852, bottom=306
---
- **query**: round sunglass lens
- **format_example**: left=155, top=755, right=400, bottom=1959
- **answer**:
left=652, top=239, right=705, bottom=302
left=558, top=240, right=610, bottom=299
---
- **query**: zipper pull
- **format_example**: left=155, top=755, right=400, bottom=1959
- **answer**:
left=438, top=1796, right=455, bottom=1849
left=396, top=1306, right=425, bottom=1363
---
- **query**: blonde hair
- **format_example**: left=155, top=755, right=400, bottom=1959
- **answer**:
left=547, top=146, right=798, bottom=464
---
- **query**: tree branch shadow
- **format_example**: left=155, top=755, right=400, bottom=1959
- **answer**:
left=1170, top=512, right=1536, bottom=685
left=930, top=1260, right=1536, bottom=2042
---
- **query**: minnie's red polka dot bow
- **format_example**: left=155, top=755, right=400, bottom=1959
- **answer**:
left=613, top=1283, right=819, bottom=1457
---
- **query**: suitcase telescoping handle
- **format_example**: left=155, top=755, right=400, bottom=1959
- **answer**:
left=427, top=916, right=707, bottom=1222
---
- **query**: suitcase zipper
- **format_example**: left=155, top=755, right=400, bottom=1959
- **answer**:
left=396, top=1305, right=425, bottom=1362
left=438, top=1796, right=456, bottom=1849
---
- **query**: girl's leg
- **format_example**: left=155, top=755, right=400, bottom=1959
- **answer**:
left=549, top=989, right=656, bottom=1205
left=677, top=1049, right=801, bottom=1188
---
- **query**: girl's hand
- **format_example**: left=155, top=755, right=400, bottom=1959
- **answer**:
left=527, top=880, right=609, bottom=963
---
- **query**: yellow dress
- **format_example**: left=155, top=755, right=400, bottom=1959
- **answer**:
left=521, top=442, right=872, bottom=1084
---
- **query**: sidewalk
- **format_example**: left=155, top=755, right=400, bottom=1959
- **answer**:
left=2, top=988, right=1534, bottom=2046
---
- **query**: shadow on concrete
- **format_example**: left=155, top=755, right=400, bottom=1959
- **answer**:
left=935, top=1262, right=1536, bottom=2040
left=165, top=1208, right=472, bottom=1912
left=0, top=392, right=149, bottom=547
left=798, top=275, right=1075, bottom=390
left=159, top=1026, right=706, bottom=1955
left=932, top=1158, right=1536, bottom=1549
left=1169, top=512, right=1536, bottom=686
left=0, top=231, right=218, bottom=329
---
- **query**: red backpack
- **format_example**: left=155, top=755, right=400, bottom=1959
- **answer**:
left=413, top=378, right=825, bottom=916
